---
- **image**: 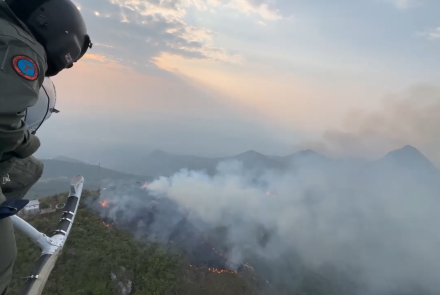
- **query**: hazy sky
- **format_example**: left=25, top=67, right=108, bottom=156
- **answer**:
left=36, top=0, right=440, bottom=164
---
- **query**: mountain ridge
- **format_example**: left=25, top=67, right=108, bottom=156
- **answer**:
left=52, top=155, right=86, bottom=164
left=38, top=145, right=439, bottom=182
left=28, top=159, right=149, bottom=199
left=132, top=145, right=438, bottom=177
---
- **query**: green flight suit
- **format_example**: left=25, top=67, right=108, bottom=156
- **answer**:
left=0, top=2, right=47, bottom=294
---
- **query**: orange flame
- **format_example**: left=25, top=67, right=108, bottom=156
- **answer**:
left=101, top=200, right=108, bottom=207
left=188, top=264, right=237, bottom=274
left=102, top=221, right=115, bottom=227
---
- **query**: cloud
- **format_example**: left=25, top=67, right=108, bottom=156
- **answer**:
left=258, top=20, right=267, bottom=26
left=82, top=53, right=132, bottom=70
left=419, top=26, right=440, bottom=40
left=298, top=85, right=440, bottom=166
left=385, top=0, right=420, bottom=9
left=74, top=0, right=250, bottom=74
left=71, top=0, right=287, bottom=76
left=94, top=43, right=114, bottom=48
left=115, top=0, right=283, bottom=21
left=110, top=0, right=187, bottom=21
left=226, top=0, right=282, bottom=20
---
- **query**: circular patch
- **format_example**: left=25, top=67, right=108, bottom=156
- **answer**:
left=12, top=55, right=39, bottom=81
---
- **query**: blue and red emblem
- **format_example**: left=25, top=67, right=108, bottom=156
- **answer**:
left=12, top=55, right=39, bottom=81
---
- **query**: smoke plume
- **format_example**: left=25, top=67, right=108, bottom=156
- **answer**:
left=298, top=85, right=440, bottom=167
left=94, top=153, right=440, bottom=294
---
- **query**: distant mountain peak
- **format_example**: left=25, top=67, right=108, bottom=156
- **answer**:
left=230, top=150, right=282, bottom=170
left=385, top=145, right=424, bottom=159
left=400, top=145, right=419, bottom=152
left=297, top=149, right=319, bottom=156
left=234, top=150, right=266, bottom=159
left=53, top=155, right=84, bottom=164
left=240, top=150, right=262, bottom=155
left=149, top=149, right=169, bottom=157
left=283, top=149, right=326, bottom=161
left=383, top=145, right=439, bottom=175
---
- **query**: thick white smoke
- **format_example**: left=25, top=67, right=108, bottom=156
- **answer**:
left=146, top=158, right=440, bottom=294
left=299, top=85, right=440, bottom=168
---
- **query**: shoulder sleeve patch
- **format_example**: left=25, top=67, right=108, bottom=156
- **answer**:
left=11, top=55, right=39, bottom=81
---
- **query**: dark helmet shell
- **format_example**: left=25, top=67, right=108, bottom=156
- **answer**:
left=9, top=0, right=92, bottom=76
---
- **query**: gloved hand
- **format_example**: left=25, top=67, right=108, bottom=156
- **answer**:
left=0, top=199, right=29, bottom=220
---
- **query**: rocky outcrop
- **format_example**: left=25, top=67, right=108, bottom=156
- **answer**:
left=110, top=266, right=133, bottom=295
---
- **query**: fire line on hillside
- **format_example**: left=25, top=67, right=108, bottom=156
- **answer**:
left=94, top=195, right=254, bottom=276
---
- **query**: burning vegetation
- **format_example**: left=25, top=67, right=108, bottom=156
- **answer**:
left=189, top=264, right=237, bottom=274
left=99, top=200, right=114, bottom=227
left=102, top=221, right=115, bottom=227
left=88, top=181, right=276, bottom=290
left=93, top=192, right=247, bottom=277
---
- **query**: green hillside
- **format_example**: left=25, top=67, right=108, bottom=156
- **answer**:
left=8, top=192, right=263, bottom=295
left=27, top=160, right=151, bottom=199
left=8, top=191, right=431, bottom=295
